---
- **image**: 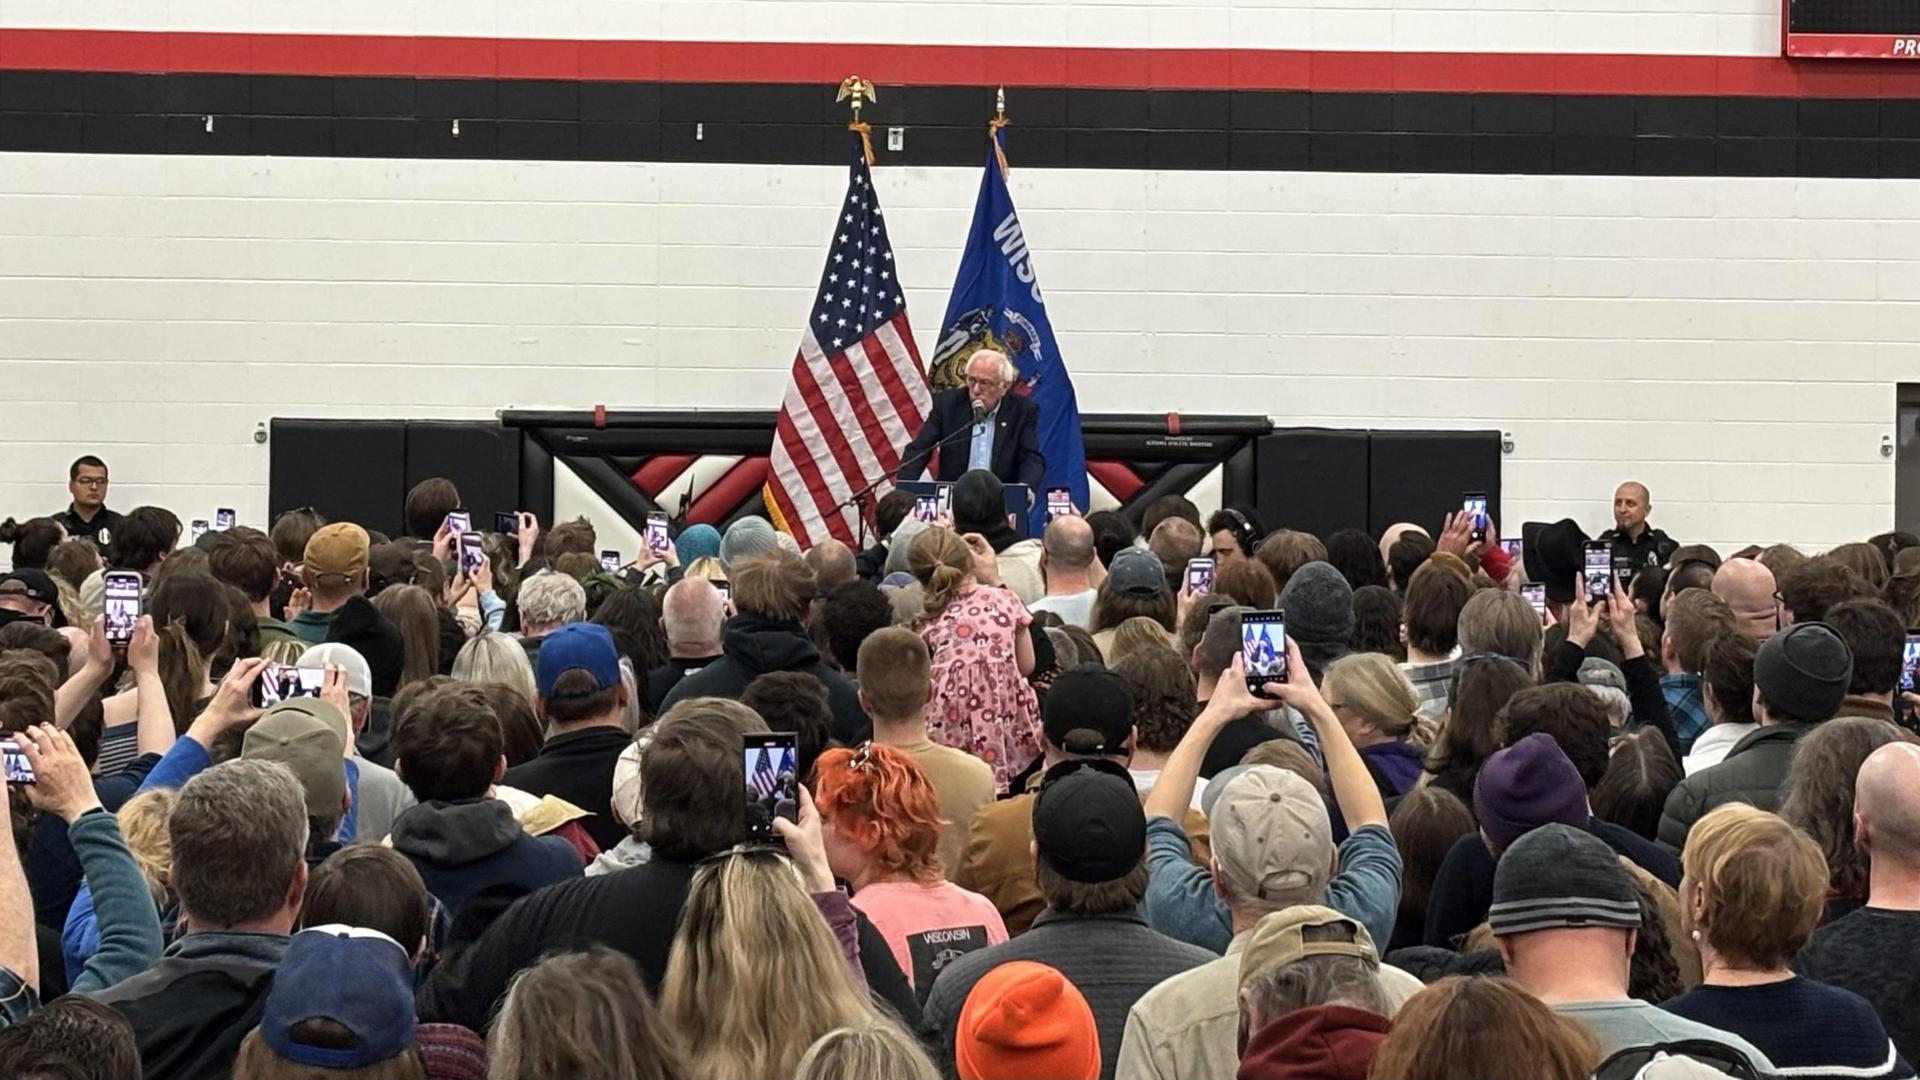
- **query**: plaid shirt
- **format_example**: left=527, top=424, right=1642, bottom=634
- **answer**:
left=1662, top=672, right=1711, bottom=753
left=1401, top=658, right=1459, bottom=721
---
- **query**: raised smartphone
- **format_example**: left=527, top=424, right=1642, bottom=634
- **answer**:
left=1240, top=609, right=1288, bottom=697
left=744, top=732, right=799, bottom=840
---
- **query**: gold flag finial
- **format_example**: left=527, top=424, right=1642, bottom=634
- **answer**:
left=989, top=86, right=1010, bottom=178
left=837, top=76, right=878, bottom=163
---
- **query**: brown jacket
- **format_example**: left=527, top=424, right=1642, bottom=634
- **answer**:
left=955, top=792, right=1213, bottom=937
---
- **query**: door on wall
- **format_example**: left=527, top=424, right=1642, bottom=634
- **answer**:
left=1897, top=386, right=1920, bottom=534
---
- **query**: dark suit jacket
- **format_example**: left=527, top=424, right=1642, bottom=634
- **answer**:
left=899, top=388, right=1046, bottom=488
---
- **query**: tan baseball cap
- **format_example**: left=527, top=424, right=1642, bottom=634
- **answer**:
left=242, top=699, right=349, bottom=817
left=1237, top=905, right=1378, bottom=992
left=1208, top=764, right=1333, bottom=910
left=303, top=523, right=370, bottom=582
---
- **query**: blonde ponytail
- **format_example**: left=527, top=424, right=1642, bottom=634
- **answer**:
left=907, top=528, right=975, bottom=619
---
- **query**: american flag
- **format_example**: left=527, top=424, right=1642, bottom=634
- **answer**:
left=764, top=138, right=932, bottom=549
left=750, top=747, right=779, bottom=798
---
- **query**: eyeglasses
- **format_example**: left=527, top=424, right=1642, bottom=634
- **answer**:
left=71, top=477, right=107, bottom=488
left=965, top=376, right=1006, bottom=389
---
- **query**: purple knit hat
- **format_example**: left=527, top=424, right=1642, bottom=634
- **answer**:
left=1473, top=733, right=1590, bottom=855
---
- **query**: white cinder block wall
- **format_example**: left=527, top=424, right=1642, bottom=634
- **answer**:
left=1, top=0, right=1914, bottom=553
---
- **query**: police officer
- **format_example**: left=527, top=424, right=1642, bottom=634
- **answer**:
left=52, top=455, right=123, bottom=550
left=1598, top=480, right=1677, bottom=583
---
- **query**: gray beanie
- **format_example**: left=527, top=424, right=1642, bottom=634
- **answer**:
left=1276, top=561, right=1355, bottom=645
left=719, top=516, right=780, bottom=571
left=1754, top=621, right=1852, bottom=723
left=884, top=519, right=930, bottom=577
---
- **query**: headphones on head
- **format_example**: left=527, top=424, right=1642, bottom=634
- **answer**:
left=1217, top=507, right=1262, bottom=556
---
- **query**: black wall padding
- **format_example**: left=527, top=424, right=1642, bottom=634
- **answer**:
left=1255, top=429, right=1371, bottom=540
left=269, top=420, right=408, bottom=536
left=1118, top=463, right=1223, bottom=527
left=405, top=422, right=522, bottom=531
left=1367, top=430, right=1502, bottom=540
left=563, top=456, right=664, bottom=527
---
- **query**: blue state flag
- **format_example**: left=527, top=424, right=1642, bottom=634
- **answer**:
left=932, top=129, right=1085, bottom=534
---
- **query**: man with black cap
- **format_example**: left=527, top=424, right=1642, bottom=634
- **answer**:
left=0, top=570, right=61, bottom=629
left=1491, top=823, right=1770, bottom=1070
left=926, top=756, right=1213, bottom=1080
left=1658, top=620, right=1854, bottom=850
left=954, top=666, right=1212, bottom=937
left=949, top=469, right=1044, bottom=603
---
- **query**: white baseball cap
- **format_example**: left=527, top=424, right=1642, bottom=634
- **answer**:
left=297, top=642, right=373, bottom=699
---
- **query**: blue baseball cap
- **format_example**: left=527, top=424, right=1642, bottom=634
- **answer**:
left=535, top=622, right=623, bottom=699
left=260, top=926, right=415, bottom=1069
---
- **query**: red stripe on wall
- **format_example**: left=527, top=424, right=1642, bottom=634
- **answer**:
left=5, top=28, right=1920, bottom=97
left=1088, top=461, right=1145, bottom=504
left=689, top=457, right=772, bottom=527
left=630, top=453, right=696, bottom=499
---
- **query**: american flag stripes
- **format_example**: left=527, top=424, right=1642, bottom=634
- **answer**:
left=750, top=747, right=779, bottom=798
left=764, top=138, right=932, bottom=549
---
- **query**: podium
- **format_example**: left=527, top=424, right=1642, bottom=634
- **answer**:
left=896, top=481, right=1031, bottom=536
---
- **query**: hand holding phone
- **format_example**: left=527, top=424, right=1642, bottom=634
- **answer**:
left=103, top=572, right=143, bottom=649
left=215, top=508, right=237, bottom=531
left=444, top=510, right=472, bottom=537
left=1185, top=557, right=1216, bottom=596
left=1240, top=610, right=1288, bottom=698
left=600, top=550, right=622, bottom=574
left=645, top=512, right=671, bottom=555
left=744, top=733, right=800, bottom=840
left=494, top=511, right=521, bottom=536
left=250, top=663, right=325, bottom=709
left=913, top=495, right=939, bottom=524
left=189, top=519, right=211, bottom=543
left=1046, top=487, right=1074, bottom=521
left=1521, top=583, right=1548, bottom=623
left=0, top=740, right=33, bottom=785
left=1902, top=636, right=1920, bottom=694
left=1461, top=492, right=1488, bottom=546
left=458, top=532, right=487, bottom=579
left=1583, top=541, right=1613, bottom=607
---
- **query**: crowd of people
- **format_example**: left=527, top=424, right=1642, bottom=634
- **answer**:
left=1, top=457, right=1918, bottom=1080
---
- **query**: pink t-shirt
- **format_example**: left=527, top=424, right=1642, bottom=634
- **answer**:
left=850, top=879, right=1010, bottom=992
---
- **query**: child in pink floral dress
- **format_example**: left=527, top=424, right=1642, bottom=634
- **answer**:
left=908, top=527, right=1041, bottom=792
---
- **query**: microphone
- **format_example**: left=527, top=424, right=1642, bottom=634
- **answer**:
left=971, top=398, right=987, bottom=423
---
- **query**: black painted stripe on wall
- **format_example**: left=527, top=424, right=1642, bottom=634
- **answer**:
left=4, top=71, right=1920, bottom=177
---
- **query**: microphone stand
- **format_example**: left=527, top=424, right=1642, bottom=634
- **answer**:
left=831, top=414, right=982, bottom=548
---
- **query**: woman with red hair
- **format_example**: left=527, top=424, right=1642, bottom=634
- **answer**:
left=814, top=743, right=1009, bottom=993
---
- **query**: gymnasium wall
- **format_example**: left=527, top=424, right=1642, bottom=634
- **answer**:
left=3, top=0, right=1919, bottom=553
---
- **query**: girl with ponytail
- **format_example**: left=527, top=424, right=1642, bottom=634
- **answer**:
left=907, top=527, right=1040, bottom=793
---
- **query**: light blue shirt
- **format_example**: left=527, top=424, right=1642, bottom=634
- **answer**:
left=968, top=407, right=997, bottom=472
